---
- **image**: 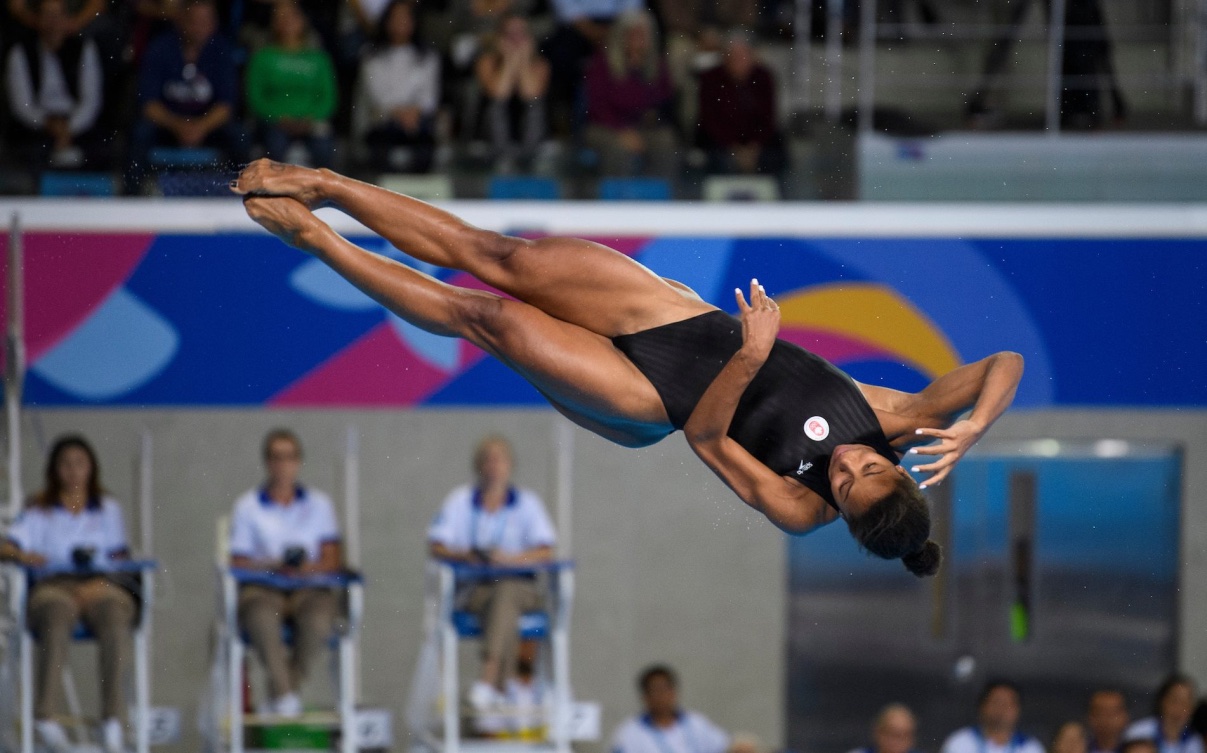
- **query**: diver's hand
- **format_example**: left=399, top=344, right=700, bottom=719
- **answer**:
left=231, top=158, right=331, bottom=209
left=735, top=278, right=779, bottom=364
left=908, top=420, right=984, bottom=489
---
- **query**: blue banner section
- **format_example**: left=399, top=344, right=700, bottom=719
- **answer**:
left=16, top=232, right=1206, bottom=407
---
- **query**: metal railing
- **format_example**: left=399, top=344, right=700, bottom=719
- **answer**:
left=788, top=0, right=1207, bottom=132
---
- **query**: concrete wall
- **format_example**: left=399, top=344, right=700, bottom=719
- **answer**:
left=11, top=408, right=786, bottom=752
left=13, top=407, right=1206, bottom=753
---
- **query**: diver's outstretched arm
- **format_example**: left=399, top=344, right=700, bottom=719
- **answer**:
left=908, top=351, right=1025, bottom=487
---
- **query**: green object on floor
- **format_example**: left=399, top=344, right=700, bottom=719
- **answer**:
left=1010, top=602, right=1030, bottom=642
left=255, top=722, right=332, bottom=749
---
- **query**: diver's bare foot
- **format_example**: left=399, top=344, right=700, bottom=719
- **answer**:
left=243, top=195, right=325, bottom=253
left=231, top=159, right=330, bottom=209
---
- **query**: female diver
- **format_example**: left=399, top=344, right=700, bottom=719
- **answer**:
left=232, top=160, right=1024, bottom=577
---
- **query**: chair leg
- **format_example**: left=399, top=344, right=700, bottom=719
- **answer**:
left=339, top=638, right=355, bottom=753
left=134, top=630, right=150, bottom=753
left=61, top=666, right=87, bottom=743
left=441, top=624, right=458, bottom=753
left=20, top=631, right=33, bottom=753
left=228, top=639, right=243, bottom=753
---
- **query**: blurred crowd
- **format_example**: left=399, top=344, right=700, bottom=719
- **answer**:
left=0, top=0, right=795, bottom=194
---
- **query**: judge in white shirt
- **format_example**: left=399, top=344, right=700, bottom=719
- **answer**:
left=229, top=428, right=344, bottom=719
left=940, top=681, right=1045, bottom=753
left=610, top=665, right=730, bottom=753
left=1123, top=675, right=1204, bottom=753
left=428, top=434, right=556, bottom=711
left=0, top=435, right=135, bottom=753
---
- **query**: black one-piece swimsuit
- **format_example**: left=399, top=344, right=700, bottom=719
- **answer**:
left=612, top=310, right=899, bottom=511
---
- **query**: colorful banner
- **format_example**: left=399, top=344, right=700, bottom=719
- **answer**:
left=2, top=231, right=1203, bottom=407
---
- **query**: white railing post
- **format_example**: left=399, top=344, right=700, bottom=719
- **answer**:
left=5, top=213, right=24, bottom=525
left=857, top=0, right=877, bottom=133
left=825, top=0, right=845, bottom=122
left=1046, top=0, right=1068, bottom=134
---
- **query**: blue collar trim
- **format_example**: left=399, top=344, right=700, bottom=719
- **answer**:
left=259, top=485, right=306, bottom=506
left=51, top=495, right=101, bottom=511
left=641, top=711, right=686, bottom=727
left=472, top=487, right=517, bottom=510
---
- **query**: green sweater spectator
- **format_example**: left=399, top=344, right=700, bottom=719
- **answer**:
left=245, top=0, right=337, bottom=166
left=246, top=45, right=337, bottom=122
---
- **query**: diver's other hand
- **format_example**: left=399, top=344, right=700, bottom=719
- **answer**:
left=909, top=419, right=984, bottom=489
left=243, top=195, right=324, bottom=253
left=231, top=158, right=330, bottom=209
left=735, top=278, right=780, bottom=363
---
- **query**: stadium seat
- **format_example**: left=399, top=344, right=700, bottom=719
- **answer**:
left=157, top=171, right=232, bottom=197
left=702, top=175, right=781, bottom=202
left=39, top=172, right=116, bottom=197
left=147, top=146, right=220, bottom=168
left=598, top=177, right=671, bottom=201
left=378, top=173, right=454, bottom=200
left=488, top=175, right=561, bottom=200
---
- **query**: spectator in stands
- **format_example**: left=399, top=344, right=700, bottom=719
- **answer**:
left=1054, top=722, right=1092, bottom=753
left=229, top=429, right=344, bottom=719
left=126, top=0, right=247, bottom=194
left=124, top=0, right=175, bottom=65
left=650, top=0, right=756, bottom=88
left=1089, top=689, right=1131, bottom=753
left=7, top=0, right=106, bottom=35
left=848, top=704, right=920, bottom=753
left=0, top=435, right=137, bottom=753
left=238, top=0, right=339, bottom=55
left=4, top=0, right=108, bottom=172
left=475, top=13, right=549, bottom=171
left=696, top=29, right=785, bottom=177
left=543, top=0, right=644, bottom=135
left=446, top=0, right=537, bottom=77
left=358, top=0, right=439, bottom=173
left=611, top=665, right=730, bottom=753
left=245, top=0, right=337, bottom=167
left=584, top=10, right=677, bottom=179
left=940, top=680, right=1045, bottom=753
left=427, top=435, right=556, bottom=712
left=1124, top=675, right=1204, bottom=753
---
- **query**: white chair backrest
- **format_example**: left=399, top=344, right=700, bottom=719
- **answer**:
left=215, top=514, right=231, bottom=567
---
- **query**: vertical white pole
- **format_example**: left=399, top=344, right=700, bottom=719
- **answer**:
left=5, top=213, right=24, bottom=523
left=139, top=430, right=153, bottom=558
left=791, top=0, right=814, bottom=115
left=1197, top=0, right=1207, bottom=124
left=825, top=0, right=845, bottom=121
left=857, top=0, right=877, bottom=133
left=137, top=430, right=153, bottom=750
left=342, top=425, right=361, bottom=703
left=1046, top=0, right=1068, bottom=134
left=553, top=420, right=573, bottom=558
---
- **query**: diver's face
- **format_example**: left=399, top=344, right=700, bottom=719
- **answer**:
left=828, top=444, right=907, bottom=517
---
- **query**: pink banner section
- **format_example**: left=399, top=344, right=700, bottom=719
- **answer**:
left=0, top=233, right=153, bottom=363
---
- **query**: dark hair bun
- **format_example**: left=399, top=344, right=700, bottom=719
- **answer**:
left=902, top=540, right=942, bottom=577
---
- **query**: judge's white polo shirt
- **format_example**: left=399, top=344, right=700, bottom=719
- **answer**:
left=941, top=727, right=1045, bottom=753
left=1124, top=718, right=1205, bottom=753
left=229, top=485, right=340, bottom=563
left=427, top=485, right=556, bottom=555
left=5, top=496, right=129, bottom=570
left=611, top=712, right=729, bottom=753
